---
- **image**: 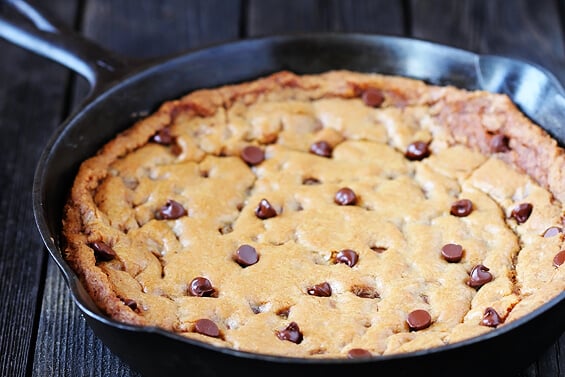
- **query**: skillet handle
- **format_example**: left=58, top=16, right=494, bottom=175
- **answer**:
left=0, top=0, right=135, bottom=94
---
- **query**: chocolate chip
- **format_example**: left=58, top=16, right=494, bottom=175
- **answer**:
left=490, top=134, right=511, bottom=153
left=240, top=145, right=265, bottom=166
left=89, top=241, right=117, bottom=261
left=351, top=285, right=380, bottom=299
left=171, top=141, right=182, bottom=156
left=302, top=177, right=321, bottom=185
left=405, top=141, right=431, bottom=161
left=255, top=198, right=277, bottom=219
left=188, top=277, right=215, bottom=297
left=275, top=321, right=303, bottom=344
left=193, top=318, right=220, bottom=338
left=481, top=307, right=503, bottom=327
left=543, top=226, right=562, bottom=238
left=151, top=128, right=173, bottom=145
left=441, top=243, right=463, bottom=263
left=250, top=303, right=263, bottom=314
left=276, top=307, right=290, bottom=319
left=155, top=199, right=187, bottom=220
left=334, top=187, right=357, bottom=206
left=553, top=250, right=565, bottom=267
left=336, top=249, right=359, bottom=267
left=407, top=309, right=432, bottom=331
left=218, top=223, right=233, bottom=235
left=307, top=282, right=332, bottom=297
left=370, top=246, right=387, bottom=253
left=467, top=264, right=493, bottom=288
left=309, top=140, right=332, bottom=158
left=347, top=348, right=373, bottom=359
left=511, top=203, right=533, bottom=224
left=450, top=199, right=473, bottom=217
left=362, top=88, right=384, bottom=107
left=235, top=244, right=259, bottom=267
left=122, top=298, right=138, bottom=311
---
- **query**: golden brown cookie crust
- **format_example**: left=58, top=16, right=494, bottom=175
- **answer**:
left=62, top=70, right=565, bottom=358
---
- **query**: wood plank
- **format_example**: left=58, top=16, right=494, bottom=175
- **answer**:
left=247, top=0, right=334, bottom=36
left=409, top=1, right=565, bottom=376
left=330, top=0, right=405, bottom=34
left=247, top=0, right=404, bottom=36
left=31, top=1, right=241, bottom=376
left=71, top=0, right=243, bottom=109
left=0, top=1, right=78, bottom=376
left=81, top=0, right=242, bottom=59
left=33, top=261, right=143, bottom=377
left=410, top=0, right=565, bottom=82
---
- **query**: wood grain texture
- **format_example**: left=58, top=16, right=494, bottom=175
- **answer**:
left=81, top=0, right=242, bottom=59
left=247, top=0, right=404, bottom=36
left=72, top=0, right=243, bottom=109
left=410, top=0, right=565, bottom=83
left=0, top=1, right=78, bottom=376
left=33, top=261, right=143, bottom=376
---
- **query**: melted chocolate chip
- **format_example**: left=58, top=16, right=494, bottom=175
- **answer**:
left=250, top=304, right=263, bottom=314
left=240, top=145, right=265, bottom=166
left=307, top=282, right=332, bottom=297
left=441, top=243, right=463, bottom=263
left=155, top=199, right=187, bottom=220
left=336, top=249, right=359, bottom=267
left=334, top=187, right=357, bottom=206
left=511, top=203, right=533, bottom=224
left=543, top=226, right=562, bottom=238
left=351, top=285, right=380, bottom=299
left=89, top=241, right=117, bottom=262
left=151, top=128, right=173, bottom=145
left=171, top=141, right=182, bottom=156
left=218, top=223, right=233, bottom=235
left=188, top=277, right=215, bottom=297
left=347, top=348, right=373, bottom=359
left=370, top=246, right=387, bottom=253
left=481, top=307, right=503, bottom=327
left=553, top=250, right=565, bottom=267
left=255, top=198, right=277, bottom=219
left=302, top=177, right=321, bottom=185
left=362, top=88, right=385, bottom=107
left=194, top=318, right=220, bottom=338
left=407, top=309, right=432, bottom=331
left=276, top=307, right=290, bottom=319
left=122, top=298, right=138, bottom=311
left=235, top=244, right=259, bottom=267
left=276, top=322, right=303, bottom=344
left=467, top=264, right=493, bottom=288
left=450, top=199, right=473, bottom=217
left=490, top=134, right=511, bottom=153
left=405, top=141, right=431, bottom=161
left=309, top=140, right=333, bottom=158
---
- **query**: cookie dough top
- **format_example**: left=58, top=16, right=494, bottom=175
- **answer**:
left=62, top=70, right=565, bottom=358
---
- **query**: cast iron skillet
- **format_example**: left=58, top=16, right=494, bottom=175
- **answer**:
left=1, top=1, right=564, bottom=376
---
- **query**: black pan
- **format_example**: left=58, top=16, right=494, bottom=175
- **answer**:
left=1, top=1, right=564, bottom=376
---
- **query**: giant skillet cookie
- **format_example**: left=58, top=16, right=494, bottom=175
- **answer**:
left=62, top=70, right=565, bottom=358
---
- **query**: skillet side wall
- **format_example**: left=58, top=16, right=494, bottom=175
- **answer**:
left=35, top=34, right=565, bottom=376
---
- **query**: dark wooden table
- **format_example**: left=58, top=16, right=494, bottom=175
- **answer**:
left=1, top=1, right=564, bottom=376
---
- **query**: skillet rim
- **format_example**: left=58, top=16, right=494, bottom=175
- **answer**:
left=31, top=31, right=565, bottom=367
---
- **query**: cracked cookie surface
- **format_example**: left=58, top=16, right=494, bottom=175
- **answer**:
left=62, top=70, right=565, bottom=358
